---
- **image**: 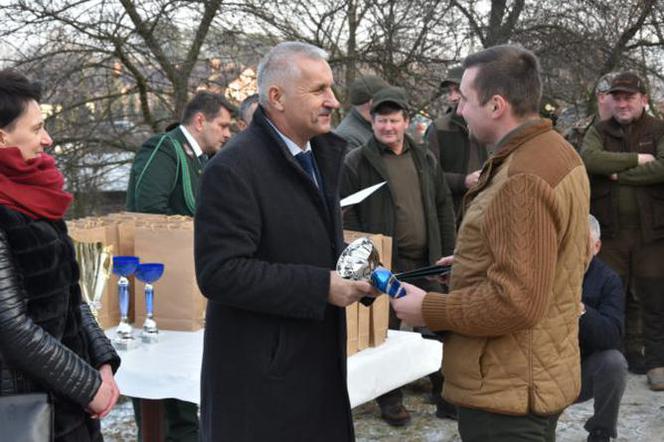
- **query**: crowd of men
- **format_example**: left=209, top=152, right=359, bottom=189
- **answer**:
left=124, top=41, right=663, bottom=442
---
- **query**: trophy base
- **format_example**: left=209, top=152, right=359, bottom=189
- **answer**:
left=113, top=335, right=139, bottom=351
left=141, top=330, right=159, bottom=344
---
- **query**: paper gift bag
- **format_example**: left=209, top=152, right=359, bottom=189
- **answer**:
left=358, top=303, right=371, bottom=350
left=346, top=302, right=359, bottom=357
left=342, top=231, right=392, bottom=350
left=107, top=212, right=180, bottom=257
left=67, top=218, right=120, bottom=329
left=370, top=235, right=392, bottom=346
left=133, top=219, right=206, bottom=331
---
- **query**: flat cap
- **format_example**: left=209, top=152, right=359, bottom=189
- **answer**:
left=370, top=86, right=408, bottom=113
left=441, top=66, right=464, bottom=88
left=608, top=72, right=647, bottom=95
left=595, top=72, right=618, bottom=94
left=349, top=75, right=390, bottom=105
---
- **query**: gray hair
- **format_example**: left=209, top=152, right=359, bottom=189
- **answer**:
left=239, top=93, right=259, bottom=124
left=589, top=214, right=601, bottom=242
left=257, top=41, right=329, bottom=106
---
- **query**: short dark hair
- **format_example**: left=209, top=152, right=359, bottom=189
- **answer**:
left=463, top=45, right=541, bottom=117
left=370, top=103, right=408, bottom=120
left=0, top=69, right=43, bottom=130
left=182, top=91, right=236, bottom=125
left=239, top=93, right=259, bottom=124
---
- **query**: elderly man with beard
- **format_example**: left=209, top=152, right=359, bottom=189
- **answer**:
left=194, top=42, right=375, bottom=442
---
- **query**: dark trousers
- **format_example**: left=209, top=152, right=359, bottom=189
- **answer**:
left=132, top=397, right=199, bottom=442
left=576, top=349, right=627, bottom=438
left=600, top=229, right=664, bottom=368
left=457, top=407, right=560, bottom=442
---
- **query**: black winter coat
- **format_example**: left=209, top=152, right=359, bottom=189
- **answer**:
left=0, top=206, right=120, bottom=442
left=580, top=256, right=625, bottom=359
left=194, top=106, right=353, bottom=441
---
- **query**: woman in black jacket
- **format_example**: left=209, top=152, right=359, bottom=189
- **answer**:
left=0, top=69, right=121, bottom=441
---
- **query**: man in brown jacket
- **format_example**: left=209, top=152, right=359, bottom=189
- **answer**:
left=391, top=45, right=590, bottom=442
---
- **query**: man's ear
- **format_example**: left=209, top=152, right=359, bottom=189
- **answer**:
left=193, top=112, right=206, bottom=132
left=0, top=128, right=8, bottom=146
left=490, top=95, right=508, bottom=118
left=268, top=86, right=285, bottom=112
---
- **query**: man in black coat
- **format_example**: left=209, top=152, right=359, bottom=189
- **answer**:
left=576, top=215, right=628, bottom=442
left=194, top=41, right=375, bottom=442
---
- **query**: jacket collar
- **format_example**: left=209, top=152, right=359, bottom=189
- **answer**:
left=252, top=105, right=347, bottom=207
left=601, top=110, right=648, bottom=139
left=492, top=118, right=552, bottom=163
left=350, top=107, right=372, bottom=131
left=167, top=126, right=195, bottom=158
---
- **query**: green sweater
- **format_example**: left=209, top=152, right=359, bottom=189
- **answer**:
left=126, top=126, right=204, bottom=216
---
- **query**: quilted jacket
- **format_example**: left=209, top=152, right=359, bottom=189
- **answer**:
left=422, top=119, right=590, bottom=416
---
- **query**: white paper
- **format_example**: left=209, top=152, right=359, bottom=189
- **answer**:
left=340, top=181, right=387, bottom=208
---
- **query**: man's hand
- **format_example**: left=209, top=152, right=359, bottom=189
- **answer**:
left=390, top=282, right=427, bottom=327
left=465, top=170, right=481, bottom=189
left=87, top=363, right=121, bottom=418
left=431, top=255, right=455, bottom=285
left=435, top=255, right=454, bottom=267
left=328, top=271, right=377, bottom=307
left=638, top=153, right=655, bottom=165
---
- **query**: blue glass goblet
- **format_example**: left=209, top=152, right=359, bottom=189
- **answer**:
left=112, top=256, right=140, bottom=350
left=135, top=263, right=164, bottom=343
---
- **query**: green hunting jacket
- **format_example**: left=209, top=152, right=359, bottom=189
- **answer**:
left=126, top=126, right=205, bottom=216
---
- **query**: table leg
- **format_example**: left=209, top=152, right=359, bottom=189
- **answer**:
left=140, top=399, right=164, bottom=442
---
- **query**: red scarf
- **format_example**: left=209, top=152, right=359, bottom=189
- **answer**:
left=0, top=147, right=73, bottom=220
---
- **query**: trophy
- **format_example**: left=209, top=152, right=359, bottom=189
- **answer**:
left=73, top=240, right=113, bottom=322
left=112, top=256, right=140, bottom=350
left=336, top=237, right=451, bottom=298
left=135, top=263, right=164, bottom=343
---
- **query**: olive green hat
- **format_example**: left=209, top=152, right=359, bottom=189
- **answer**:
left=349, top=75, right=390, bottom=105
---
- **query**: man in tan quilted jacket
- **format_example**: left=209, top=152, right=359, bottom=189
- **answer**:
left=391, top=45, right=591, bottom=442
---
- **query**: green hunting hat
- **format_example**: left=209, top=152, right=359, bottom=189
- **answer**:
left=441, top=66, right=464, bottom=88
left=608, top=72, right=647, bottom=95
left=349, top=75, right=390, bottom=105
left=370, top=86, right=409, bottom=113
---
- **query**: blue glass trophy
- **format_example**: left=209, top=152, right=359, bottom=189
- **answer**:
left=112, top=256, right=140, bottom=350
left=135, top=263, right=164, bottom=343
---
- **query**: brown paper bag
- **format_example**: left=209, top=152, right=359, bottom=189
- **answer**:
left=67, top=219, right=121, bottom=329
left=341, top=231, right=392, bottom=350
left=346, top=302, right=359, bottom=357
left=133, top=219, right=206, bottom=331
left=358, top=303, right=371, bottom=350
left=370, top=235, right=392, bottom=346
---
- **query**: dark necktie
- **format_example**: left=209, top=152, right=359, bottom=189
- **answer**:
left=295, top=151, right=319, bottom=189
left=198, top=154, right=209, bottom=168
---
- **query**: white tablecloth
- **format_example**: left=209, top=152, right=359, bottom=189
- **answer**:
left=106, top=329, right=442, bottom=408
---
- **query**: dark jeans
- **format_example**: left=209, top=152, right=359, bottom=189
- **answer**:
left=132, top=397, right=199, bottom=442
left=600, top=230, right=664, bottom=368
left=457, top=407, right=560, bottom=442
left=576, top=350, right=627, bottom=438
